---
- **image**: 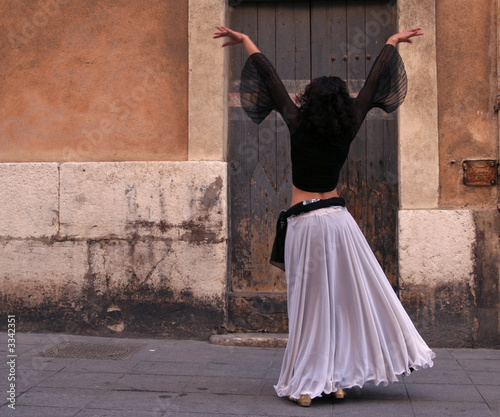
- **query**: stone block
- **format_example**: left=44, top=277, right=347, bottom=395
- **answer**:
left=0, top=240, right=88, bottom=307
left=399, top=209, right=475, bottom=288
left=0, top=163, right=59, bottom=238
left=88, top=238, right=226, bottom=301
left=81, top=234, right=227, bottom=337
left=398, top=209, right=477, bottom=347
left=60, top=161, right=227, bottom=240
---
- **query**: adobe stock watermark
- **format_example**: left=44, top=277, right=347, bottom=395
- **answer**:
left=8, top=0, right=72, bottom=49
left=6, top=315, right=16, bottom=410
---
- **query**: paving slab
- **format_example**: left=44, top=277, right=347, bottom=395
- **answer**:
left=75, top=410, right=165, bottom=417
left=330, top=400, right=415, bottom=417
left=110, top=373, right=192, bottom=393
left=0, top=405, right=81, bottom=417
left=405, top=383, right=485, bottom=402
left=85, top=390, right=177, bottom=412
left=0, top=332, right=499, bottom=417
left=411, top=401, right=496, bottom=417
left=168, top=392, right=256, bottom=415
left=37, top=371, right=122, bottom=389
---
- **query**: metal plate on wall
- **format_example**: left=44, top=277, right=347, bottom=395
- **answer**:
left=462, top=160, right=498, bottom=186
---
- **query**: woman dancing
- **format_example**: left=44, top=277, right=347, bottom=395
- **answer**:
left=214, top=25, right=435, bottom=407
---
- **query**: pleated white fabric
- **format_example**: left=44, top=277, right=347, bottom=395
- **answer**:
left=274, top=206, right=435, bottom=400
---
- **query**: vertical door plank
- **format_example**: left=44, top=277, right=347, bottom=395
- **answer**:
left=380, top=0, right=399, bottom=287
left=310, top=1, right=328, bottom=79
left=230, top=4, right=260, bottom=291
left=345, top=0, right=367, bottom=231
left=365, top=1, right=386, bottom=269
left=257, top=2, right=278, bottom=192
left=364, top=0, right=398, bottom=287
left=311, top=1, right=348, bottom=79
left=275, top=2, right=300, bottom=205
left=227, top=6, right=250, bottom=288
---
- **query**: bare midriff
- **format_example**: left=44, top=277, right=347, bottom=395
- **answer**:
left=291, top=185, right=339, bottom=207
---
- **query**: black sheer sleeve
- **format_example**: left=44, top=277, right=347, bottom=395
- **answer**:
left=353, top=44, right=407, bottom=132
left=240, top=53, right=299, bottom=131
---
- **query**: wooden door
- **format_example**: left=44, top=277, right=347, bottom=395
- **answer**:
left=227, top=0, right=398, bottom=333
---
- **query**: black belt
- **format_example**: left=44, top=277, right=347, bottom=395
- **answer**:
left=270, top=197, right=346, bottom=271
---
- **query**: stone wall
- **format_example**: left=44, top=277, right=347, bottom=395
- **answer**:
left=0, top=0, right=498, bottom=347
left=0, top=0, right=228, bottom=339
left=397, top=0, right=499, bottom=348
left=0, top=162, right=228, bottom=338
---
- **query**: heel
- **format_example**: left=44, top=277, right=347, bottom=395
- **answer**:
left=288, top=394, right=312, bottom=407
left=334, top=389, right=346, bottom=399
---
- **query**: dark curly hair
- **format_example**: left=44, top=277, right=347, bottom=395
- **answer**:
left=297, top=76, right=355, bottom=144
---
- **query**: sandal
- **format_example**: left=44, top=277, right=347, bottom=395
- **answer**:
left=334, top=389, right=347, bottom=399
left=288, top=394, right=312, bottom=407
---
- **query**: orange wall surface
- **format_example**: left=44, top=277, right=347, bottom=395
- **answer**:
left=0, top=0, right=188, bottom=162
left=436, top=0, right=498, bottom=208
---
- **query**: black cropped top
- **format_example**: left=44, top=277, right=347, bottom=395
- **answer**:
left=240, top=44, right=407, bottom=193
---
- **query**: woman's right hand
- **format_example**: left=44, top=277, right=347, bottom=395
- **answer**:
left=214, top=25, right=261, bottom=55
left=386, top=28, right=424, bottom=46
left=213, top=25, right=247, bottom=47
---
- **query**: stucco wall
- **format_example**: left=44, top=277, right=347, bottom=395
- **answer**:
left=397, top=0, right=499, bottom=347
left=0, top=0, right=188, bottom=162
left=189, top=0, right=227, bottom=161
left=398, top=0, right=439, bottom=209
left=436, top=0, right=498, bottom=209
left=0, top=0, right=229, bottom=338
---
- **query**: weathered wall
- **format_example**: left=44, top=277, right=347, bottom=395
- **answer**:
left=0, top=0, right=229, bottom=339
left=0, top=162, right=228, bottom=338
left=399, top=210, right=477, bottom=347
left=436, top=0, right=498, bottom=209
left=398, top=0, right=439, bottom=209
left=398, top=0, right=499, bottom=348
left=0, top=0, right=188, bottom=162
left=189, top=0, right=227, bottom=161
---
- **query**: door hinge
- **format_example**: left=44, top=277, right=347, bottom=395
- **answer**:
left=495, top=95, right=500, bottom=112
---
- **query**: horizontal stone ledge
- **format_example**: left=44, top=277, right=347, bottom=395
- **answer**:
left=209, top=333, right=288, bottom=348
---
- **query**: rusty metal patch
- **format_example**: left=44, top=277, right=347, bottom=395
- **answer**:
left=38, top=341, right=145, bottom=360
left=462, top=160, right=498, bottom=186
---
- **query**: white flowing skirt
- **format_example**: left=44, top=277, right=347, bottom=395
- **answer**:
left=274, top=206, right=435, bottom=400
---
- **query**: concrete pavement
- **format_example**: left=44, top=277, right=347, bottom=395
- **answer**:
left=0, top=332, right=499, bottom=416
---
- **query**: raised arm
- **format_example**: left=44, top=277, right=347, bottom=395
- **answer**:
left=353, top=28, right=424, bottom=133
left=214, top=25, right=299, bottom=128
left=386, top=27, right=424, bottom=47
left=213, top=25, right=260, bottom=55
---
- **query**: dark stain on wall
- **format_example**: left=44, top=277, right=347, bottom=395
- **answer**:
left=3, top=283, right=225, bottom=340
left=125, top=220, right=224, bottom=245
left=401, top=209, right=500, bottom=348
left=401, top=282, right=477, bottom=348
